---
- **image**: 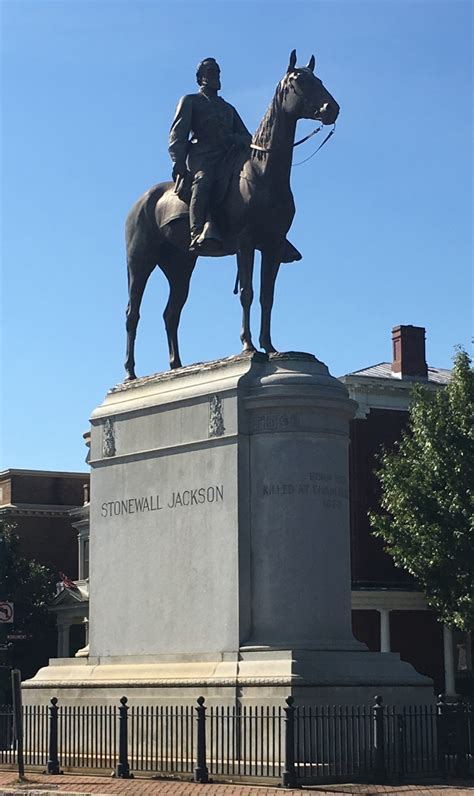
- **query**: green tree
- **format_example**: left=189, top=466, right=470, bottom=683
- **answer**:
left=369, top=349, right=474, bottom=631
left=0, top=521, right=57, bottom=699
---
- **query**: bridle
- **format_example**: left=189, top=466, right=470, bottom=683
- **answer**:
left=249, top=75, right=336, bottom=164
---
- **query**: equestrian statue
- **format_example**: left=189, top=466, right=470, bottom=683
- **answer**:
left=125, top=51, right=339, bottom=379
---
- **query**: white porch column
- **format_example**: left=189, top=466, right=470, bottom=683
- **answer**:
left=443, top=624, right=456, bottom=696
left=379, top=608, right=391, bottom=652
left=57, top=623, right=71, bottom=658
left=77, top=533, right=83, bottom=580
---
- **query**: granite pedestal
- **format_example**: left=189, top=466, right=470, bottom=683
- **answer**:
left=24, top=353, right=433, bottom=706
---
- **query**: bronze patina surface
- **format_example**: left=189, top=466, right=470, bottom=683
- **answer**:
left=125, top=51, right=339, bottom=379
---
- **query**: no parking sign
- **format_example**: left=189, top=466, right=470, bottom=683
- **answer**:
left=0, top=602, right=14, bottom=623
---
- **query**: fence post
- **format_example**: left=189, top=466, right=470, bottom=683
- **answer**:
left=436, top=694, right=448, bottom=778
left=282, top=696, right=297, bottom=789
left=373, top=695, right=386, bottom=782
left=454, top=697, right=469, bottom=779
left=116, top=696, right=133, bottom=779
left=194, top=696, right=209, bottom=783
left=47, top=697, right=61, bottom=774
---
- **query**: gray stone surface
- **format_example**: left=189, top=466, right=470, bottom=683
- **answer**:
left=88, top=351, right=360, bottom=659
left=24, top=353, right=433, bottom=706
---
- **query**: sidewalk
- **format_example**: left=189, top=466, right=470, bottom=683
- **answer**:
left=0, top=771, right=472, bottom=796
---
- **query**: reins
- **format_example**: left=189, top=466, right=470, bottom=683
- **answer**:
left=250, top=122, right=336, bottom=163
left=292, top=123, right=335, bottom=166
left=250, top=124, right=322, bottom=152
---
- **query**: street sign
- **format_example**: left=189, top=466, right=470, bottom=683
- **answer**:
left=0, top=602, right=14, bottom=623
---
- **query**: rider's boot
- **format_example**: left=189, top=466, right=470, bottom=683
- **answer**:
left=189, top=221, right=222, bottom=255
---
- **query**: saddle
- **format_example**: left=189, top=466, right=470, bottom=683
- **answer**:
left=155, top=158, right=302, bottom=263
left=157, top=182, right=191, bottom=229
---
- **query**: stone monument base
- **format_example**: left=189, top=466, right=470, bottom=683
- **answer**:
left=23, top=647, right=433, bottom=707
left=24, top=353, right=434, bottom=708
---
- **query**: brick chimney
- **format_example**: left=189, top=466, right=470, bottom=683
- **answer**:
left=391, top=325, right=428, bottom=378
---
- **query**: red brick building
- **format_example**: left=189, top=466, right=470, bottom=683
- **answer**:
left=342, top=325, right=471, bottom=696
left=0, top=469, right=89, bottom=678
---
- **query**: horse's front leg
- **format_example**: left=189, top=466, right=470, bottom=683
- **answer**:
left=259, top=251, right=281, bottom=353
left=160, top=251, right=196, bottom=369
left=237, top=246, right=256, bottom=353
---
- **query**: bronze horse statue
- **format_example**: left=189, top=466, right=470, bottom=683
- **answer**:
left=125, top=51, right=339, bottom=379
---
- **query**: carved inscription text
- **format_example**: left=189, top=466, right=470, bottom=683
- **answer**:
left=262, top=471, right=348, bottom=510
left=101, top=484, right=224, bottom=518
left=251, top=413, right=297, bottom=433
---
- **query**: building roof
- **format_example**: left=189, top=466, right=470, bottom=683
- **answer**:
left=0, top=469, right=88, bottom=479
left=342, top=362, right=451, bottom=384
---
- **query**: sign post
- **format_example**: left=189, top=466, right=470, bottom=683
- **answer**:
left=11, top=669, right=25, bottom=779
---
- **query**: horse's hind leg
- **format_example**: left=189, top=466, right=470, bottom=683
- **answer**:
left=125, top=255, right=155, bottom=380
left=259, top=252, right=280, bottom=353
left=159, top=248, right=196, bottom=369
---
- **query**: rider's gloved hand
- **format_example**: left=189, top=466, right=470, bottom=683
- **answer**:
left=172, top=163, right=186, bottom=181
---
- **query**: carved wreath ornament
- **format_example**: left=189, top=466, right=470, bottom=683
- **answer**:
left=209, top=395, right=225, bottom=437
left=102, top=418, right=116, bottom=457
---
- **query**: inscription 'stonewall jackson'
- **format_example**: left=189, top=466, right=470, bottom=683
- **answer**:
left=101, top=484, right=224, bottom=517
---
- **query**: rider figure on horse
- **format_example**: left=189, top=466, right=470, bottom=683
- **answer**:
left=169, top=58, right=251, bottom=253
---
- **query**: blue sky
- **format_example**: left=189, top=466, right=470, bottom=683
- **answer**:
left=1, top=0, right=472, bottom=472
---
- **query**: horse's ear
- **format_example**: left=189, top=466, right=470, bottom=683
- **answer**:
left=287, top=50, right=297, bottom=73
left=307, top=55, right=316, bottom=72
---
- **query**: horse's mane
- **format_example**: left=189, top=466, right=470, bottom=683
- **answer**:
left=252, top=79, right=287, bottom=160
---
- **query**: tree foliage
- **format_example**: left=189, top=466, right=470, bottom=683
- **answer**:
left=369, top=349, right=474, bottom=631
left=0, top=521, right=56, bottom=626
left=0, top=520, right=57, bottom=703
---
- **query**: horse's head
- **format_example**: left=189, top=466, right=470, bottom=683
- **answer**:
left=281, top=50, right=339, bottom=126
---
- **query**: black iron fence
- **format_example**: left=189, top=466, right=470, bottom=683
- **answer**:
left=0, top=696, right=472, bottom=785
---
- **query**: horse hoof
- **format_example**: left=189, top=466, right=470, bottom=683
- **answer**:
left=261, top=344, right=277, bottom=354
left=124, top=372, right=137, bottom=382
left=241, top=343, right=257, bottom=354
